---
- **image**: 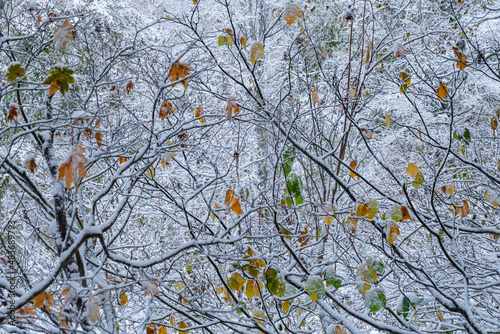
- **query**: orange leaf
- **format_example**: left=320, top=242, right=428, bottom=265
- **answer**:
left=311, top=88, right=320, bottom=105
left=195, top=107, right=204, bottom=123
left=24, top=156, right=37, bottom=173
left=58, top=144, right=88, bottom=189
left=224, top=189, right=234, bottom=205
left=437, top=83, right=448, bottom=100
left=349, top=160, right=359, bottom=180
left=119, top=292, right=128, bottom=306
left=360, top=129, right=372, bottom=140
left=159, top=100, right=174, bottom=120
left=95, top=132, right=103, bottom=147
left=168, top=62, right=193, bottom=88
left=231, top=197, right=243, bottom=215
left=284, top=3, right=302, bottom=26
left=53, top=19, right=73, bottom=51
left=7, top=105, right=18, bottom=122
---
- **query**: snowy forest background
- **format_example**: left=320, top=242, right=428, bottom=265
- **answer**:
left=1, top=0, right=500, bottom=332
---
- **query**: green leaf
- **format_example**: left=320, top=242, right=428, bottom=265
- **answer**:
left=265, top=268, right=285, bottom=297
left=412, top=173, right=425, bottom=189
left=6, top=63, right=26, bottom=83
left=364, top=287, right=386, bottom=313
left=43, top=66, right=75, bottom=96
left=401, top=297, right=410, bottom=320
left=323, top=266, right=342, bottom=290
left=282, top=149, right=296, bottom=178
left=367, top=258, right=384, bottom=275
left=305, top=275, right=325, bottom=302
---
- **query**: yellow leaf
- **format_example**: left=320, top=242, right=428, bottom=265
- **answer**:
left=195, top=107, right=204, bottom=123
left=119, top=157, right=127, bottom=164
left=405, top=163, right=421, bottom=179
left=441, top=184, right=456, bottom=196
left=119, top=292, right=128, bottom=306
left=387, top=221, right=400, bottom=244
left=228, top=272, right=246, bottom=291
left=158, top=326, right=168, bottom=334
left=224, top=189, right=234, bottom=205
left=325, top=216, right=333, bottom=226
left=437, top=309, right=444, bottom=321
left=385, top=113, right=390, bottom=128
left=356, top=203, right=371, bottom=218
left=485, top=190, right=499, bottom=208
left=282, top=300, right=291, bottom=313
left=250, top=42, right=264, bottom=65
left=246, top=280, right=255, bottom=299
left=349, top=160, right=359, bottom=180
left=457, top=60, right=466, bottom=70
left=178, top=321, right=189, bottom=334
left=311, top=88, right=320, bottom=105
left=400, top=71, right=411, bottom=86
left=231, top=197, right=243, bottom=215
left=240, top=36, right=247, bottom=50
left=437, top=83, right=448, bottom=100
left=365, top=44, right=371, bottom=64
left=323, top=47, right=327, bottom=58
left=284, top=3, right=302, bottom=26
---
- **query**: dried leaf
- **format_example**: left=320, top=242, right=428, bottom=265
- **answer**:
left=118, top=157, right=128, bottom=164
left=58, top=143, right=88, bottom=189
left=250, top=42, right=264, bottom=65
left=437, top=309, right=444, bottom=321
left=95, top=132, right=103, bottom=147
left=7, top=105, right=18, bottom=122
left=385, top=113, right=390, bottom=128
left=360, top=129, right=372, bottom=140
left=224, top=189, right=234, bottom=205
left=400, top=206, right=412, bottom=221
left=159, top=100, right=174, bottom=120
left=24, top=156, right=37, bottom=173
left=394, top=42, right=405, bottom=58
left=441, top=184, right=456, bottom=196
left=240, top=36, right=247, bottom=50
left=346, top=217, right=356, bottom=233
left=231, top=197, right=243, bottom=215
left=142, top=280, right=159, bottom=297
left=53, top=19, right=73, bottom=51
left=491, top=117, right=498, bottom=131
left=87, top=294, right=100, bottom=323
left=168, top=62, right=193, bottom=89
left=125, top=81, right=134, bottom=94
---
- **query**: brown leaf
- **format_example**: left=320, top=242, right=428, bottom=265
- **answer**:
left=125, top=81, right=134, bottom=94
left=32, top=292, right=47, bottom=309
left=159, top=100, right=174, bottom=120
left=400, top=206, right=412, bottom=221
left=95, top=132, right=103, bottom=147
left=146, top=325, right=156, bottom=334
left=168, top=62, right=193, bottom=89
left=360, top=129, right=372, bottom=140
left=394, top=42, right=405, bottom=58
left=491, top=117, right=498, bottom=131
left=53, top=19, right=73, bottom=51
left=25, top=156, right=37, bottom=173
left=7, top=105, right=18, bottom=122
left=311, top=88, right=320, bottom=105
